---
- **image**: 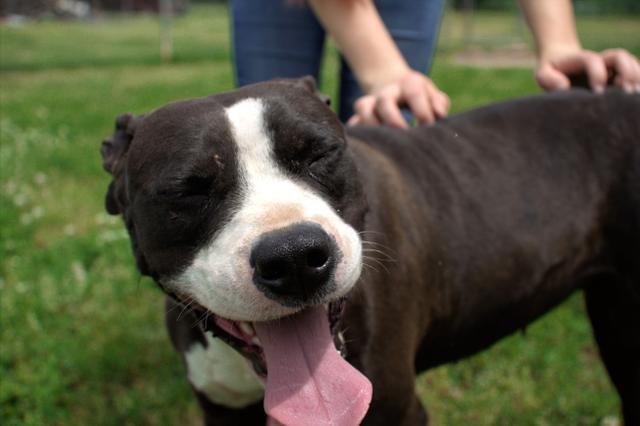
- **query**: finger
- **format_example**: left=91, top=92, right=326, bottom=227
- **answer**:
left=578, top=52, right=608, bottom=93
left=374, top=96, right=409, bottom=129
left=633, top=57, right=640, bottom=92
left=424, top=79, right=450, bottom=119
left=400, top=78, right=434, bottom=125
left=346, top=114, right=362, bottom=127
left=535, top=63, right=571, bottom=92
left=602, top=49, right=640, bottom=93
left=353, top=96, right=381, bottom=126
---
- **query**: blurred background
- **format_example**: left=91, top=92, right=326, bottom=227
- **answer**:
left=1, top=1, right=639, bottom=425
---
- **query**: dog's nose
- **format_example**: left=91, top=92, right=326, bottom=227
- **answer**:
left=250, top=222, right=336, bottom=302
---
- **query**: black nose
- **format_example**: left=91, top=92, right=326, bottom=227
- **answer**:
left=250, top=222, right=337, bottom=304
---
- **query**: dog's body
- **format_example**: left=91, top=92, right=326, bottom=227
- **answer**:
left=102, top=80, right=640, bottom=425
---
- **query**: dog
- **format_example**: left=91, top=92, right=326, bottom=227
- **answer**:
left=101, top=77, right=640, bottom=425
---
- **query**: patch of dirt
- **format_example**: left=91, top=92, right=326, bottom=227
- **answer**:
left=450, top=44, right=536, bottom=68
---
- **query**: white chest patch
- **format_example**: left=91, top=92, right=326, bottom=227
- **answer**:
left=185, top=332, right=264, bottom=408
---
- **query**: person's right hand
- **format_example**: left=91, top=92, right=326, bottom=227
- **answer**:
left=535, top=47, right=640, bottom=93
left=347, top=70, right=450, bottom=129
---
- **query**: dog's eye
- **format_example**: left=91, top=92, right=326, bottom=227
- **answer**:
left=181, top=175, right=213, bottom=198
left=309, top=144, right=342, bottom=168
left=156, top=175, right=212, bottom=207
left=308, top=145, right=343, bottom=190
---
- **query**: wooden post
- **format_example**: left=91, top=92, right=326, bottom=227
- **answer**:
left=159, top=0, right=173, bottom=63
left=462, top=0, right=474, bottom=45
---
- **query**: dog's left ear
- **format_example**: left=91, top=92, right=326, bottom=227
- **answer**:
left=295, top=75, right=331, bottom=106
left=101, top=113, right=139, bottom=174
left=100, top=113, right=142, bottom=215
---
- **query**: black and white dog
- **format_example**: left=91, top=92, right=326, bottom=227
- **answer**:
left=101, top=77, right=640, bottom=425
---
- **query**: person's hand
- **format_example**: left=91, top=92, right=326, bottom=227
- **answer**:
left=536, top=47, right=640, bottom=93
left=347, top=70, right=450, bottom=129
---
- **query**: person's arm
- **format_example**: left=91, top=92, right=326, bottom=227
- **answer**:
left=308, top=0, right=449, bottom=127
left=518, top=0, right=640, bottom=93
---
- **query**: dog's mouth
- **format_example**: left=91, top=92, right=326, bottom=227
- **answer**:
left=192, top=299, right=347, bottom=379
left=173, top=295, right=372, bottom=425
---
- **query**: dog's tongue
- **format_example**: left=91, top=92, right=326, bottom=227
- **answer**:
left=254, top=306, right=372, bottom=426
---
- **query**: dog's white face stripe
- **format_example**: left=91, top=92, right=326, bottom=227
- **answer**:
left=228, top=98, right=280, bottom=185
left=165, top=98, right=362, bottom=321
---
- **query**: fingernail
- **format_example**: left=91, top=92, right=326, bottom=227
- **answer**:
left=623, top=82, right=633, bottom=94
left=635, top=83, right=640, bottom=93
left=594, top=85, right=605, bottom=94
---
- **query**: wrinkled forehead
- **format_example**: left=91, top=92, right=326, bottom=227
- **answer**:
left=217, top=81, right=344, bottom=141
left=125, top=98, right=233, bottom=189
left=132, top=84, right=341, bottom=155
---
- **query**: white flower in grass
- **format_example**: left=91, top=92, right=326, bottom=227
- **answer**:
left=34, top=173, right=47, bottom=185
left=64, top=224, right=76, bottom=236
left=71, top=261, right=88, bottom=285
left=20, top=213, right=32, bottom=225
left=601, top=416, right=620, bottom=426
left=14, top=193, right=27, bottom=207
left=3, top=180, right=17, bottom=195
left=32, top=206, right=44, bottom=219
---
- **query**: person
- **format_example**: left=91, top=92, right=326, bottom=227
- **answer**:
left=230, top=0, right=640, bottom=129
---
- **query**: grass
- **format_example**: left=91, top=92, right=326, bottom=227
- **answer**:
left=438, top=10, right=640, bottom=55
left=1, top=4, right=638, bottom=425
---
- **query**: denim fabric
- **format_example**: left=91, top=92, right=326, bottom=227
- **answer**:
left=230, top=0, right=444, bottom=122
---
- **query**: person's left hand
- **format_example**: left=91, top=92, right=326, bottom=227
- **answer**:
left=347, top=70, right=450, bottom=129
left=535, top=47, right=640, bottom=93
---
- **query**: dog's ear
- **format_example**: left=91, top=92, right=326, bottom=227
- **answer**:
left=295, top=75, right=331, bottom=106
left=101, top=113, right=141, bottom=215
left=101, top=113, right=138, bottom=174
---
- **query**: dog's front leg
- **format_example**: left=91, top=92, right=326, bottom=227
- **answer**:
left=193, top=390, right=266, bottom=426
left=362, top=371, right=428, bottom=426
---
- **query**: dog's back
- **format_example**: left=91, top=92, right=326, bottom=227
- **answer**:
left=343, top=89, right=640, bottom=423
left=346, top=89, right=640, bottom=366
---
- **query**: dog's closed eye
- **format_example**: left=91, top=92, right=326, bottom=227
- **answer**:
left=308, top=145, right=344, bottom=186
left=155, top=175, right=214, bottom=211
left=182, top=175, right=214, bottom=197
left=310, top=143, right=342, bottom=163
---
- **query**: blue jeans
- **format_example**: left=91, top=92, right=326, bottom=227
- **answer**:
left=230, top=0, right=445, bottom=122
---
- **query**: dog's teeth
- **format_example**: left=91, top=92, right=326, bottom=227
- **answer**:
left=251, top=336, right=262, bottom=346
left=239, top=322, right=254, bottom=336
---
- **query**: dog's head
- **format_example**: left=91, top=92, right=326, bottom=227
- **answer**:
left=102, top=78, right=375, bottom=423
left=101, top=76, right=367, bottom=323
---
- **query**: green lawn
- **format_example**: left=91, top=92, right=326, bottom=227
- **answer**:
left=1, top=4, right=638, bottom=425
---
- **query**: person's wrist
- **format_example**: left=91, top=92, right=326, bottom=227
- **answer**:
left=359, top=62, right=412, bottom=94
left=537, top=40, right=582, bottom=63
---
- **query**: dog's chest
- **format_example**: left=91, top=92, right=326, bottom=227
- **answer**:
left=185, top=332, right=264, bottom=408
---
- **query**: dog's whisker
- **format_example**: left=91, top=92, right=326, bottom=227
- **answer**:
left=357, top=230, right=386, bottom=236
left=193, top=309, right=210, bottom=329
left=361, top=262, right=379, bottom=273
left=362, top=251, right=395, bottom=264
left=177, top=298, right=197, bottom=321
left=361, top=239, right=395, bottom=255
left=362, top=248, right=397, bottom=262
left=167, top=296, right=193, bottom=315
left=362, top=255, right=390, bottom=274
left=203, top=311, right=210, bottom=331
left=361, top=260, right=381, bottom=274
left=360, top=238, right=390, bottom=246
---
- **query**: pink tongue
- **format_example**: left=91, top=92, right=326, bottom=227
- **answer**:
left=254, top=306, right=372, bottom=426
